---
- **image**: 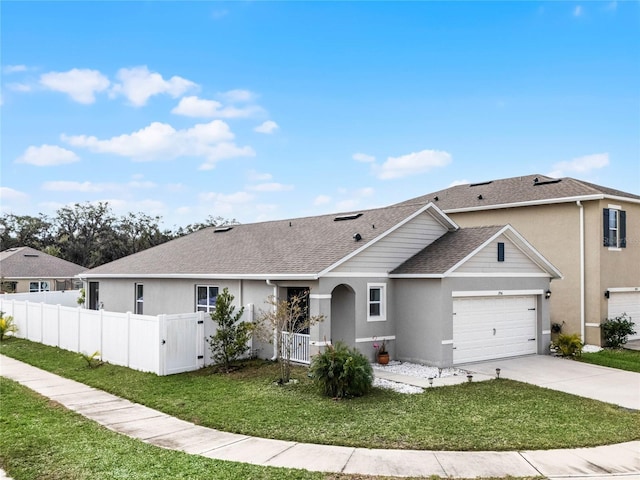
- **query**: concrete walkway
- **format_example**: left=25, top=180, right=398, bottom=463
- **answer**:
left=1, top=354, right=639, bottom=479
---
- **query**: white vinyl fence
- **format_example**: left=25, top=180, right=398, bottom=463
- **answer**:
left=1, top=289, right=81, bottom=307
left=0, top=298, right=210, bottom=376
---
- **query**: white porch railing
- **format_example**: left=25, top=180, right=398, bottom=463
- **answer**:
left=281, top=331, right=310, bottom=364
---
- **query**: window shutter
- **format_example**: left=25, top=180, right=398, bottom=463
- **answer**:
left=620, top=210, right=626, bottom=248
left=603, top=208, right=610, bottom=247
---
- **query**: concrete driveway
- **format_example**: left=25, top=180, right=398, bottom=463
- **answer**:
left=462, top=355, right=640, bottom=410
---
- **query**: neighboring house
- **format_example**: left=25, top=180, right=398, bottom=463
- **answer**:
left=80, top=202, right=561, bottom=367
left=0, top=246, right=85, bottom=294
left=397, top=174, right=640, bottom=343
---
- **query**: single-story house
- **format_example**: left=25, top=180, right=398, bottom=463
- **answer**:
left=396, top=174, right=640, bottom=343
left=80, top=202, right=561, bottom=367
left=0, top=246, right=85, bottom=294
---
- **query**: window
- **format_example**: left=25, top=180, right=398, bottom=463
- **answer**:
left=135, top=283, right=144, bottom=315
left=497, top=242, right=505, bottom=262
left=603, top=208, right=627, bottom=248
left=196, top=285, right=219, bottom=313
left=29, top=281, right=50, bottom=293
left=367, top=283, right=387, bottom=322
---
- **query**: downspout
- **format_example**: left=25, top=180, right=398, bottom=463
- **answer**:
left=266, top=280, right=279, bottom=360
left=577, top=201, right=585, bottom=340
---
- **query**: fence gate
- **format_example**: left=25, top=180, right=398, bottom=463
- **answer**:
left=161, top=312, right=206, bottom=375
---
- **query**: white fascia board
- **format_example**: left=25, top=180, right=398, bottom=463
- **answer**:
left=318, top=203, right=457, bottom=277
left=443, top=194, right=605, bottom=214
left=604, top=195, right=640, bottom=206
left=447, top=272, right=553, bottom=278
left=607, top=287, right=640, bottom=293
left=322, top=272, right=390, bottom=278
left=389, top=273, right=444, bottom=279
left=78, top=273, right=319, bottom=281
left=452, top=289, right=544, bottom=297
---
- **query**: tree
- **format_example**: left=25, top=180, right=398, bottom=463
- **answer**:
left=0, top=214, right=54, bottom=251
left=207, top=288, right=252, bottom=373
left=255, top=291, right=324, bottom=384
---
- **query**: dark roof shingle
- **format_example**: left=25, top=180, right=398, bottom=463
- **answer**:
left=0, top=247, right=86, bottom=278
left=396, top=174, right=640, bottom=211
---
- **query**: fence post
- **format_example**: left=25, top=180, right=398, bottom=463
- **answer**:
left=158, top=314, right=166, bottom=376
left=99, top=308, right=104, bottom=360
left=57, top=304, right=61, bottom=347
left=77, top=306, right=81, bottom=352
left=24, top=300, right=29, bottom=339
left=39, top=302, right=44, bottom=343
left=126, top=312, right=131, bottom=369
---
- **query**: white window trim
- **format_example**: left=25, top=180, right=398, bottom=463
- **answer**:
left=135, top=283, right=144, bottom=315
left=29, top=280, right=50, bottom=293
left=196, top=284, right=219, bottom=313
left=367, top=282, right=387, bottom=322
left=606, top=208, right=623, bottom=249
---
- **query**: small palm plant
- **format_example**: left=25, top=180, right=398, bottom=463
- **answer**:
left=79, top=350, right=102, bottom=368
left=551, top=333, right=583, bottom=357
left=0, top=311, right=18, bottom=341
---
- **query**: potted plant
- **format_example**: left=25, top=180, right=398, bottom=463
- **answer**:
left=374, top=339, right=389, bottom=365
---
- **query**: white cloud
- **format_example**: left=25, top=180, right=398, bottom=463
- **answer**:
left=43, top=179, right=157, bottom=193
left=254, top=120, right=279, bottom=134
left=220, top=89, right=255, bottom=103
left=172, top=96, right=223, bottom=117
left=314, top=195, right=332, bottom=206
left=110, top=66, right=198, bottom=106
left=548, top=153, right=610, bottom=178
left=573, top=5, right=583, bottom=16
left=353, top=152, right=375, bottom=163
left=375, top=149, right=452, bottom=180
left=0, top=187, right=29, bottom=202
left=3, top=64, right=28, bottom=74
left=172, top=95, right=263, bottom=118
left=198, top=191, right=255, bottom=215
left=248, top=170, right=273, bottom=181
left=247, top=182, right=293, bottom=192
left=16, top=144, right=80, bottom=166
left=449, top=179, right=470, bottom=187
left=357, top=187, right=374, bottom=197
left=40, top=68, right=110, bottom=104
left=62, top=120, right=254, bottom=168
left=7, top=83, right=31, bottom=92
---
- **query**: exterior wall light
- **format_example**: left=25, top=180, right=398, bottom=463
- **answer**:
left=545, top=290, right=552, bottom=299
left=495, top=368, right=501, bottom=379
left=428, top=377, right=433, bottom=387
left=604, top=290, right=610, bottom=299
left=467, top=374, right=473, bottom=383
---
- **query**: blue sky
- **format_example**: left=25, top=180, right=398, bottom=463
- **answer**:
left=2, top=1, right=639, bottom=228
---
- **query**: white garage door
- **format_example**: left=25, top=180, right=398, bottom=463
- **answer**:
left=608, top=291, right=640, bottom=341
left=453, top=295, right=538, bottom=365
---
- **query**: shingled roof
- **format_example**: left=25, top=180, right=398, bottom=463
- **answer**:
left=396, top=174, right=640, bottom=212
left=0, top=247, right=86, bottom=278
left=83, top=202, right=452, bottom=278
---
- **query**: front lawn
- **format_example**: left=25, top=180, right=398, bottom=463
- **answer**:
left=578, top=348, right=640, bottom=373
left=1, top=338, right=639, bottom=452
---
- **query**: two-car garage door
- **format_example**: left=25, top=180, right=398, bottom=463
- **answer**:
left=453, top=295, right=538, bottom=365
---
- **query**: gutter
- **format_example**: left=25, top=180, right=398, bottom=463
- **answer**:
left=576, top=201, right=585, bottom=340
left=266, top=279, right=279, bottom=361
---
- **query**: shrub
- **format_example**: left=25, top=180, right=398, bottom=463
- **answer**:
left=551, top=333, right=583, bottom=357
left=79, top=350, right=102, bottom=368
left=208, top=288, right=252, bottom=373
left=0, top=311, right=18, bottom=341
left=601, top=313, right=636, bottom=348
left=309, top=342, right=373, bottom=398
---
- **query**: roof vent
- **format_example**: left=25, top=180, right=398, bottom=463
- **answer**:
left=24, top=254, right=39, bottom=257
left=214, top=226, right=233, bottom=233
left=477, top=194, right=483, bottom=200
left=534, top=179, right=562, bottom=186
left=470, top=181, right=492, bottom=187
left=353, top=233, right=362, bottom=241
left=433, top=195, right=439, bottom=201
left=334, top=213, right=363, bottom=222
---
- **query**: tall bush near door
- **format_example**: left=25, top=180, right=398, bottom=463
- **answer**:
left=255, top=292, right=324, bottom=384
left=208, top=288, right=251, bottom=373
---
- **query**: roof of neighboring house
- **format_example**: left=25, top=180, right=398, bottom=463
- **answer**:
left=391, top=225, right=562, bottom=278
left=396, top=174, right=640, bottom=212
left=0, top=247, right=86, bottom=279
left=83, top=202, right=456, bottom=278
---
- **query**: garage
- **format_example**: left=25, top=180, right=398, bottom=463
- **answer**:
left=607, top=289, right=640, bottom=341
left=453, top=295, right=538, bottom=364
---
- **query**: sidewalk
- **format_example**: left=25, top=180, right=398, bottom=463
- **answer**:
left=1, top=354, right=639, bottom=479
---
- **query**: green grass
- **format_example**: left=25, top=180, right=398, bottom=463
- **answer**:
left=1, top=338, right=639, bottom=453
left=578, top=348, right=640, bottom=373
